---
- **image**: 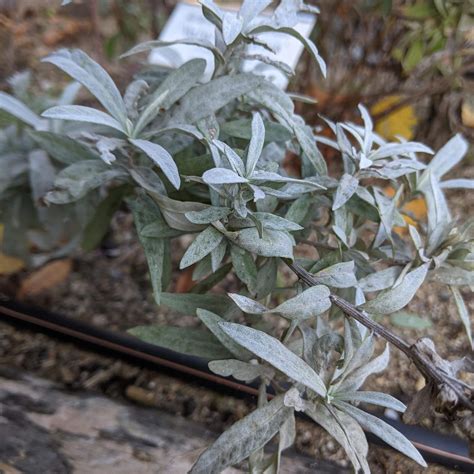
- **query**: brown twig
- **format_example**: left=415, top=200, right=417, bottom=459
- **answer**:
left=287, top=261, right=474, bottom=412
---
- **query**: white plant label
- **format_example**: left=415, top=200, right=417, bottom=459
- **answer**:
left=149, top=1, right=316, bottom=89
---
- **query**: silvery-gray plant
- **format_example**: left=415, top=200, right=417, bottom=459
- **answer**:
left=0, top=71, right=127, bottom=266
left=1, top=0, right=473, bottom=472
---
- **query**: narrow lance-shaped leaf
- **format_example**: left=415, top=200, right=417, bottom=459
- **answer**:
left=197, top=309, right=252, bottom=360
left=208, top=359, right=273, bottom=383
left=246, top=112, right=265, bottom=176
left=210, top=239, right=227, bottom=272
left=338, top=334, right=375, bottom=381
left=362, top=263, right=429, bottom=315
left=221, top=118, right=291, bottom=142
left=423, top=171, right=451, bottom=253
left=370, top=142, right=433, bottom=160
left=129, top=326, right=233, bottom=360
left=230, top=245, right=258, bottom=294
left=304, top=402, right=370, bottom=474
left=42, top=49, right=127, bottom=126
left=161, top=293, right=231, bottom=316
left=124, top=79, right=148, bottom=120
left=151, top=194, right=209, bottom=232
left=312, top=261, right=358, bottom=289
left=82, top=184, right=130, bottom=251
left=0, top=92, right=43, bottom=129
left=225, top=227, right=294, bottom=259
left=253, top=212, right=303, bottom=232
left=200, top=0, right=224, bottom=29
left=221, top=143, right=245, bottom=175
left=133, top=59, right=206, bottom=136
left=358, top=104, right=373, bottom=153
left=140, top=220, right=183, bottom=239
left=429, top=265, right=474, bottom=286
left=440, top=179, right=474, bottom=189
left=222, top=12, right=243, bottom=45
left=228, top=293, right=269, bottom=314
left=358, top=266, right=402, bottom=292
left=180, top=226, right=224, bottom=269
left=239, top=0, right=272, bottom=23
left=293, top=123, right=328, bottom=176
left=271, top=285, right=331, bottom=321
left=450, top=286, right=473, bottom=349
left=29, top=131, right=100, bottom=164
left=220, top=322, right=327, bottom=397
left=166, top=73, right=263, bottom=126
left=390, top=311, right=432, bottom=330
left=185, top=207, right=230, bottom=224
left=121, top=38, right=224, bottom=65
left=333, top=174, right=359, bottom=210
left=424, top=134, right=468, bottom=181
left=58, top=81, right=82, bottom=105
left=373, top=186, right=400, bottom=246
left=335, top=401, right=427, bottom=467
left=190, top=394, right=292, bottom=474
left=46, top=160, right=127, bottom=204
left=28, top=150, right=55, bottom=204
left=202, top=168, right=248, bottom=185
left=251, top=26, right=327, bottom=77
left=127, top=195, right=167, bottom=305
left=42, top=105, right=125, bottom=133
left=335, top=391, right=406, bottom=412
left=130, top=138, right=180, bottom=189
left=337, top=344, right=390, bottom=392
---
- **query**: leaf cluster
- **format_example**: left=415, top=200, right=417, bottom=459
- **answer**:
left=1, top=1, right=472, bottom=472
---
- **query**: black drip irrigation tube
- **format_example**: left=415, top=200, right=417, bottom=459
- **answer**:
left=0, top=298, right=472, bottom=472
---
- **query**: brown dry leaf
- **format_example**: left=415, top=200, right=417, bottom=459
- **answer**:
left=282, top=151, right=301, bottom=177
left=176, top=266, right=195, bottom=293
left=17, top=259, right=72, bottom=299
left=42, top=19, right=91, bottom=47
left=404, top=338, right=474, bottom=423
left=0, top=463, right=22, bottom=474
left=125, top=385, right=156, bottom=407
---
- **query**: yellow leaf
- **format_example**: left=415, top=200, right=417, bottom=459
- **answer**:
left=461, top=99, right=474, bottom=128
left=371, top=95, right=418, bottom=140
left=385, top=187, right=427, bottom=235
left=0, top=225, right=25, bottom=275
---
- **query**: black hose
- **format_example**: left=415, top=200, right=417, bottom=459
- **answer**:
left=0, top=298, right=472, bottom=472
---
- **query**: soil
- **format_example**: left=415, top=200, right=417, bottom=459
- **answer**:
left=0, top=2, right=473, bottom=472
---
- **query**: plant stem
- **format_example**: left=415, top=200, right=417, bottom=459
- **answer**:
left=288, top=261, right=411, bottom=353
left=287, top=261, right=474, bottom=412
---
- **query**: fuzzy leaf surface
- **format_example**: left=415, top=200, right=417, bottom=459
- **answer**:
left=220, top=323, right=327, bottom=397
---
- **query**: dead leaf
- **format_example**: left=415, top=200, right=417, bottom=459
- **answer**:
left=42, top=19, right=91, bottom=47
left=282, top=151, right=301, bottom=177
left=0, top=463, right=22, bottom=474
left=125, top=385, right=156, bottom=407
left=17, top=259, right=72, bottom=299
left=176, top=266, right=195, bottom=293
left=405, top=338, right=474, bottom=422
left=372, top=95, right=418, bottom=140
